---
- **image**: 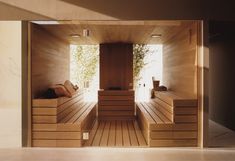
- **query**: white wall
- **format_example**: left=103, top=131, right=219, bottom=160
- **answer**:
left=0, top=21, right=21, bottom=147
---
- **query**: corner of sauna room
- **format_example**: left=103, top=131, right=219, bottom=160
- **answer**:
left=29, top=20, right=201, bottom=148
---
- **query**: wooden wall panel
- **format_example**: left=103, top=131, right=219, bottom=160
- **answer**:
left=100, top=43, right=133, bottom=90
left=98, top=90, right=135, bottom=120
left=162, top=22, right=198, bottom=98
left=31, top=24, right=70, bottom=98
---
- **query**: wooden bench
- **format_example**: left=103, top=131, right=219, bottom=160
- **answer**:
left=32, top=90, right=97, bottom=147
left=136, top=91, right=198, bottom=147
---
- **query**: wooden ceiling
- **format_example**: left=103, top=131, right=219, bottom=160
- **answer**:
left=34, top=20, right=194, bottom=45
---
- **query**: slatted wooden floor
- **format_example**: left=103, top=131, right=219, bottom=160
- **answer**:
left=85, top=120, right=147, bottom=147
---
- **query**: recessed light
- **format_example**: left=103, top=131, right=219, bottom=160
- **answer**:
left=151, top=34, right=162, bottom=38
left=70, top=34, right=80, bottom=38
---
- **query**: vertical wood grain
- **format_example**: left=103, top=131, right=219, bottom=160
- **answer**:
left=100, top=43, right=133, bottom=90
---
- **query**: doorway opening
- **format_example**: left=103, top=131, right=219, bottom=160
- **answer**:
left=133, top=44, right=163, bottom=101
left=70, top=45, right=99, bottom=102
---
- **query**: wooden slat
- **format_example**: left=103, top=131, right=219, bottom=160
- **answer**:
left=136, top=103, right=155, bottom=124
left=98, top=105, right=134, bottom=111
left=172, top=123, right=197, bottom=131
left=145, top=102, right=172, bottom=123
left=80, top=105, right=97, bottom=131
left=33, top=108, right=57, bottom=115
left=33, top=131, right=81, bottom=139
left=174, top=107, right=197, bottom=115
left=57, top=101, right=85, bottom=122
left=33, top=140, right=82, bottom=147
left=33, top=123, right=80, bottom=132
left=149, top=100, right=173, bottom=122
left=173, top=100, right=198, bottom=107
left=100, top=121, right=111, bottom=146
left=98, top=111, right=134, bottom=116
left=33, top=116, right=57, bottom=123
left=75, top=103, right=96, bottom=123
left=150, top=124, right=173, bottom=131
left=92, top=121, right=105, bottom=146
left=108, top=121, right=116, bottom=146
left=127, top=121, right=138, bottom=146
left=174, top=115, right=197, bottom=123
left=122, top=121, right=130, bottom=146
left=33, top=99, right=58, bottom=107
left=57, top=93, right=84, bottom=113
left=136, top=108, right=149, bottom=144
left=150, top=132, right=173, bottom=139
left=140, top=102, right=163, bottom=124
left=57, top=90, right=83, bottom=106
left=133, top=121, right=147, bottom=146
left=154, top=92, right=198, bottom=107
left=115, top=121, right=123, bottom=146
left=173, top=131, right=197, bottom=139
left=98, top=90, right=134, bottom=96
left=84, top=120, right=98, bottom=146
left=99, top=100, right=134, bottom=106
left=150, top=139, right=197, bottom=147
left=152, top=97, right=174, bottom=113
left=98, top=116, right=136, bottom=120
left=59, top=102, right=87, bottom=123
left=99, top=95, right=134, bottom=101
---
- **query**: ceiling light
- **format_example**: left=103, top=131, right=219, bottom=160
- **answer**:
left=70, top=34, right=80, bottom=38
left=83, top=29, right=90, bottom=37
left=151, top=34, right=162, bottom=38
left=31, top=21, right=59, bottom=25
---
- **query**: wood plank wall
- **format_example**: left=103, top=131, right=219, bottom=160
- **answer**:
left=100, top=43, right=133, bottom=90
left=162, top=22, right=198, bottom=98
left=31, top=24, right=70, bottom=98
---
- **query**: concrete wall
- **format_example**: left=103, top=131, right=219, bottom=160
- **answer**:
left=0, top=21, right=22, bottom=147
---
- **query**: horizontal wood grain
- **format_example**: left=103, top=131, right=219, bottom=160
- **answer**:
left=32, top=89, right=97, bottom=147
left=33, top=116, right=57, bottom=123
left=98, top=100, right=134, bottom=106
left=98, top=90, right=134, bottom=96
left=174, top=115, right=197, bottom=123
left=33, top=124, right=81, bottom=132
left=136, top=91, right=198, bottom=147
left=98, top=90, right=135, bottom=120
left=33, top=140, right=82, bottom=147
left=33, top=131, right=81, bottom=139
left=31, top=24, right=70, bottom=98
left=162, top=22, right=198, bottom=98
left=154, top=91, right=198, bottom=107
left=172, top=123, right=198, bottom=131
left=98, top=95, right=134, bottom=101
left=33, top=108, right=57, bottom=115
left=149, top=139, right=197, bottom=147
left=98, top=111, right=134, bottom=116
left=98, top=105, right=134, bottom=111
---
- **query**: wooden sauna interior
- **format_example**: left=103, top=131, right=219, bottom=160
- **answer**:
left=31, top=21, right=200, bottom=147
